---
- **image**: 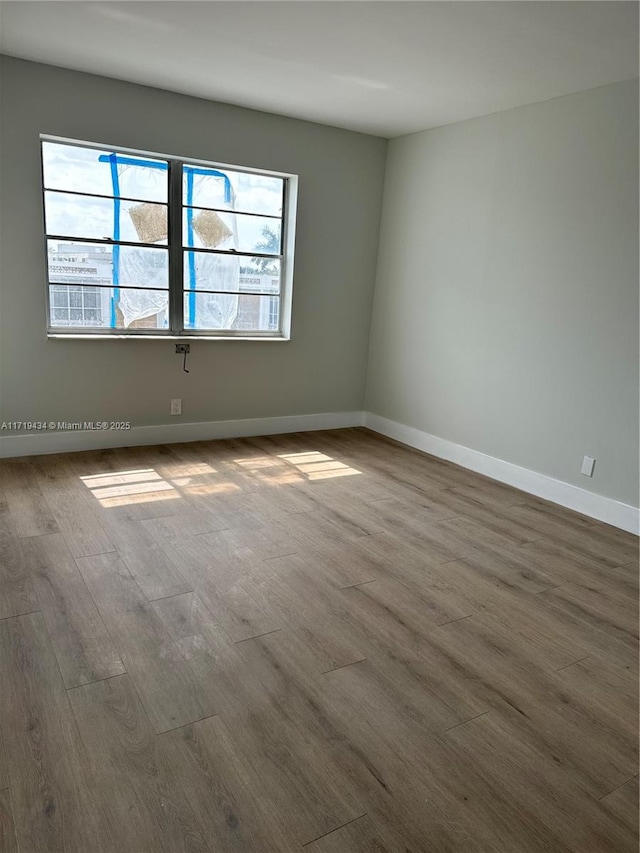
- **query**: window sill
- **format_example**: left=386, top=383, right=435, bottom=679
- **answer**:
left=47, top=334, right=290, bottom=341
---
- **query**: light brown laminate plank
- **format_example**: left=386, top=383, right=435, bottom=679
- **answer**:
left=0, top=725, right=8, bottom=790
left=440, top=541, right=560, bottom=595
left=435, top=560, right=592, bottom=670
left=318, top=650, right=573, bottom=851
left=161, top=533, right=279, bottom=642
left=153, top=593, right=367, bottom=846
left=427, top=614, right=638, bottom=792
left=554, top=655, right=638, bottom=730
left=0, top=499, right=39, bottom=619
left=0, top=788, right=17, bottom=853
left=242, top=553, right=367, bottom=672
left=141, top=508, right=228, bottom=541
left=504, top=503, right=637, bottom=567
left=518, top=536, right=639, bottom=596
left=345, top=533, right=475, bottom=621
left=0, top=612, right=113, bottom=851
left=73, top=446, right=185, bottom=519
left=447, top=711, right=638, bottom=852
left=275, top=508, right=373, bottom=551
left=76, top=552, right=216, bottom=733
left=0, top=460, right=59, bottom=538
left=159, top=716, right=288, bottom=852
left=422, top=486, right=544, bottom=545
left=207, top=524, right=301, bottom=561
left=33, top=454, right=115, bottom=558
left=599, top=775, right=639, bottom=828
left=97, top=513, right=191, bottom=599
left=532, top=580, right=638, bottom=669
left=68, top=673, right=211, bottom=853
left=302, top=813, right=408, bottom=853
left=522, top=495, right=639, bottom=557
left=20, top=533, right=125, bottom=688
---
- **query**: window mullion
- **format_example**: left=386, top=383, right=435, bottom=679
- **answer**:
left=167, top=160, right=183, bottom=334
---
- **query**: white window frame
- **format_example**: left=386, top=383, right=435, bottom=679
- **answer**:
left=41, top=135, right=297, bottom=340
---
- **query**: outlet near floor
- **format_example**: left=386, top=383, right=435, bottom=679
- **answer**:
left=580, top=455, right=595, bottom=477
left=170, top=399, right=182, bottom=416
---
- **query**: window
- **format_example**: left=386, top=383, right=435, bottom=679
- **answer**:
left=41, top=137, right=296, bottom=338
left=50, top=284, right=104, bottom=327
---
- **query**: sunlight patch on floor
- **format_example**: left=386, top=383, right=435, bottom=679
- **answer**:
left=277, top=450, right=361, bottom=480
left=81, top=467, right=180, bottom=507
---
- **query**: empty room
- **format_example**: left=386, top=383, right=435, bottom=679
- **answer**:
left=0, top=1, right=638, bottom=851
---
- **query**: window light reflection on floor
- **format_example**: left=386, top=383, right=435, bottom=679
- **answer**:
left=277, top=451, right=361, bottom=480
left=80, top=463, right=240, bottom=507
left=81, top=468, right=181, bottom=507
left=80, top=449, right=361, bottom=507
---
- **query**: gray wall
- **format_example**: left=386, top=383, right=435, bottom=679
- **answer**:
left=367, top=80, right=639, bottom=507
left=0, top=57, right=386, bottom=429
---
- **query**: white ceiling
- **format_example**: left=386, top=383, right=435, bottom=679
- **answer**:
left=0, top=1, right=637, bottom=137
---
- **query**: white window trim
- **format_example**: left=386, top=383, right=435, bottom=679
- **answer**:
left=41, top=135, right=297, bottom=340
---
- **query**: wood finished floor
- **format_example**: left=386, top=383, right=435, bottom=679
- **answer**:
left=0, top=427, right=637, bottom=853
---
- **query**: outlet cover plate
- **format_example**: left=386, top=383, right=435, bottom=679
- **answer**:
left=580, top=456, right=595, bottom=477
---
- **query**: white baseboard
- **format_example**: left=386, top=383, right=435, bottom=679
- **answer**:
left=0, top=411, right=365, bottom=459
left=364, top=412, right=640, bottom=536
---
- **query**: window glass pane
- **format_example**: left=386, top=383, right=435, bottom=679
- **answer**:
left=45, top=191, right=168, bottom=245
left=42, top=142, right=168, bottom=202
left=48, top=240, right=168, bottom=288
left=183, top=252, right=280, bottom=294
left=183, top=166, right=283, bottom=216
left=183, top=209, right=281, bottom=255
left=114, top=289, right=169, bottom=329
left=49, top=285, right=169, bottom=330
left=184, top=292, right=280, bottom=332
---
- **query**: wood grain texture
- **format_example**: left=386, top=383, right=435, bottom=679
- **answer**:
left=97, top=513, right=191, bottom=599
left=600, top=775, right=639, bottom=828
left=76, top=552, right=216, bottom=733
left=68, top=674, right=210, bottom=853
left=0, top=460, right=59, bottom=538
left=160, top=533, right=279, bottom=642
left=0, top=788, right=17, bottom=853
left=0, top=725, right=8, bottom=791
left=0, top=429, right=636, bottom=852
left=159, top=715, right=285, bottom=852
left=303, top=813, right=409, bottom=852
left=0, top=499, right=39, bottom=620
left=154, top=592, right=366, bottom=846
left=33, top=454, right=115, bottom=558
left=447, top=711, right=637, bottom=852
left=0, top=612, right=112, bottom=852
left=20, top=534, right=125, bottom=688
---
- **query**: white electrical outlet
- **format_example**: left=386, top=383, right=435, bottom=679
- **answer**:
left=580, top=455, right=595, bottom=477
left=170, top=399, right=182, bottom=416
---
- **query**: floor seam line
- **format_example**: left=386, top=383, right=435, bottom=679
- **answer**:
left=234, top=628, right=282, bottom=644
left=66, top=672, right=127, bottom=691
left=148, top=589, right=195, bottom=603
left=533, top=584, right=563, bottom=595
left=437, top=614, right=473, bottom=626
left=0, top=610, right=41, bottom=622
left=598, top=773, right=640, bottom=800
left=444, top=710, right=490, bottom=732
left=156, top=713, right=220, bottom=736
left=301, top=812, right=368, bottom=847
left=322, top=658, right=366, bottom=675
left=555, top=656, right=590, bottom=672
